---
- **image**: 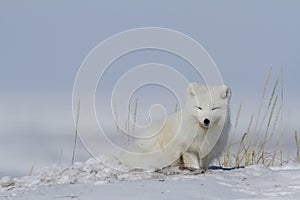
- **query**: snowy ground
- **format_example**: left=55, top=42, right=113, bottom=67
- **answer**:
left=1, top=156, right=300, bottom=200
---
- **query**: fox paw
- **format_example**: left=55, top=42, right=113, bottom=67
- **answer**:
left=179, top=166, right=206, bottom=174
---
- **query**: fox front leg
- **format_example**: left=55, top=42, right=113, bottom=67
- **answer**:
left=199, top=156, right=209, bottom=170
left=181, top=152, right=200, bottom=169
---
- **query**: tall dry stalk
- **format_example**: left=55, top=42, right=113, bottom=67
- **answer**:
left=28, top=165, right=34, bottom=176
left=266, top=103, right=282, bottom=164
left=58, top=148, right=63, bottom=166
left=269, top=104, right=282, bottom=142
left=250, top=72, right=279, bottom=164
left=235, top=132, right=248, bottom=167
left=253, top=67, right=272, bottom=135
left=224, top=104, right=242, bottom=166
left=257, top=79, right=278, bottom=135
left=126, top=99, right=131, bottom=145
left=258, top=94, right=278, bottom=164
left=131, top=99, right=138, bottom=142
left=264, top=95, right=278, bottom=141
left=72, top=99, right=80, bottom=165
left=249, top=67, right=272, bottom=159
left=113, top=98, right=121, bottom=146
left=295, top=130, right=300, bottom=163
left=175, top=103, right=178, bottom=112
left=244, top=115, right=254, bottom=166
left=279, top=65, right=284, bottom=165
left=222, top=66, right=289, bottom=168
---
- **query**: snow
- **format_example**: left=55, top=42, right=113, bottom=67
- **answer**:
left=1, top=156, right=300, bottom=200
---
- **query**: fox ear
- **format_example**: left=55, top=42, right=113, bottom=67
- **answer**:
left=187, top=82, right=198, bottom=96
left=221, top=85, right=231, bottom=100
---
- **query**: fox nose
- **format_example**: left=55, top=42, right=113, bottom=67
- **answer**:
left=204, top=118, right=210, bottom=126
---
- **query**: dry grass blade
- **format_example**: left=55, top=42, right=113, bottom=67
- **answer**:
left=253, top=67, right=272, bottom=135
left=269, top=104, right=282, bottom=141
left=244, top=115, right=253, bottom=166
left=253, top=77, right=279, bottom=163
left=257, top=93, right=278, bottom=165
left=295, top=130, right=300, bottom=163
left=257, top=79, right=278, bottom=138
left=279, top=65, right=284, bottom=165
left=235, top=132, right=248, bottom=167
left=232, top=104, right=242, bottom=138
left=132, top=99, right=138, bottom=142
left=72, top=99, right=80, bottom=165
left=264, top=95, right=278, bottom=140
left=246, top=115, right=254, bottom=138
left=58, top=148, right=63, bottom=166
left=251, top=67, right=272, bottom=155
left=28, top=165, right=34, bottom=176
left=224, top=104, right=242, bottom=167
left=127, top=99, right=131, bottom=145
left=269, top=148, right=277, bottom=167
left=222, top=66, right=291, bottom=168
left=175, top=103, right=178, bottom=112
left=113, top=98, right=121, bottom=145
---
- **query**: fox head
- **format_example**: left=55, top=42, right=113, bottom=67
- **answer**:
left=185, top=83, right=231, bottom=128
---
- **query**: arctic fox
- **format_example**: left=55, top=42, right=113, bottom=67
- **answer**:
left=121, top=83, right=231, bottom=170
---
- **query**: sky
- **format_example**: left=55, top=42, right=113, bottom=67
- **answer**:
left=0, top=0, right=299, bottom=177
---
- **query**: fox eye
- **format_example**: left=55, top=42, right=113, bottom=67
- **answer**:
left=195, top=106, right=202, bottom=110
left=212, top=107, right=220, bottom=111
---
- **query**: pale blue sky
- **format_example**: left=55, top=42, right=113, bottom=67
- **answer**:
left=0, top=0, right=299, bottom=176
left=1, top=0, right=300, bottom=93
